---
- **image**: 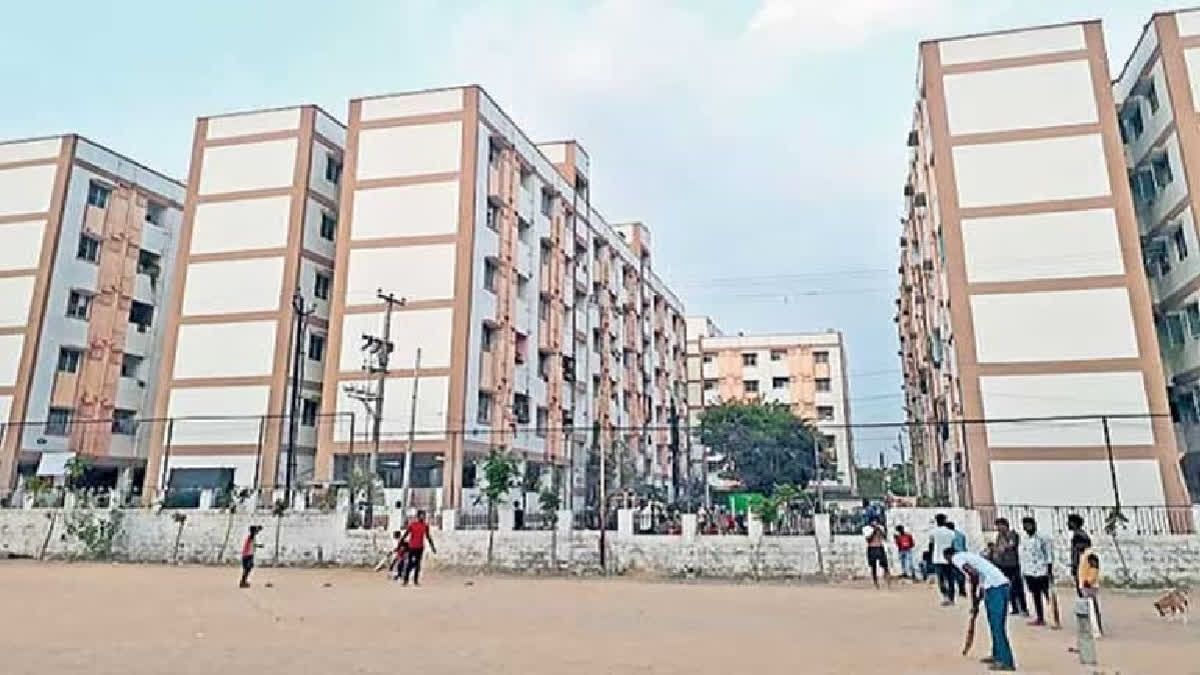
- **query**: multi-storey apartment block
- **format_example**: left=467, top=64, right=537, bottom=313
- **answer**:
left=315, top=86, right=688, bottom=509
left=899, top=20, right=1190, bottom=508
left=685, top=317, right=856, bottom=491
left=1116, top=8, right=1200, bottom=500
left=0, top=135, right=184, bottom=493
left=143, top=106, right=345, bottom=501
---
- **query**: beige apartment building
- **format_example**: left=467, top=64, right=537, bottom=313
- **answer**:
left=899, top=19, right=1190, bottom=508
left=0, top=135, right=184, bottom=496
left=685, top=317, right=855, bottom=492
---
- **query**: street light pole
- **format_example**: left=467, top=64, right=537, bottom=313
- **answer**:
left=285, top=287, right=315, bottom=505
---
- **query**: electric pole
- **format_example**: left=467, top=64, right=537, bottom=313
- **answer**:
left=400, top=347, right=421, bottom=514
left=285, top=287, right=315, bottom=505
left=669, top=400, right=680, bottom=503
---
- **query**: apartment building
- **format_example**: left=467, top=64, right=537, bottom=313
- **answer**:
left=0, top=135, right=184, bottom=493
left=316, top=86, right=688, bottom=509
left=899, top=20, right=1190, bottom=508
left=1115, top=8, right=1200, bottom=500
left=142, top=106, right=345, bottom=500
left=685, top=317, right=856, bottom=491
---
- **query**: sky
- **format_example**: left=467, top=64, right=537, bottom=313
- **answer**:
left=0, top=0, right=1188, bottom=467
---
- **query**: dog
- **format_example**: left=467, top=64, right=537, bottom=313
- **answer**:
left=1153, top=588, right=1189, bottom=623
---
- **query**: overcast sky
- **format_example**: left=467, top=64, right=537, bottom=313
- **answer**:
left=1, top=0, right=1184, bottom=465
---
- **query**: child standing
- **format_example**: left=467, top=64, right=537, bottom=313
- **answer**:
left=239, top=525, right=263, bottom=588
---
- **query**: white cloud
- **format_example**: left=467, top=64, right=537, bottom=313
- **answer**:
left=747, top=0, right=950, bottom=50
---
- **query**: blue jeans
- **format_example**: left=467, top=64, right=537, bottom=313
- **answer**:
left=898, top=550, right=915, bottom=577
left=985, top=585, right=1015, bottom=668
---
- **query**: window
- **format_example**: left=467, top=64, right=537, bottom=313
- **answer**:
left=300, top=399, right=318, bottom=427
left=1167, top=313, right=1187, bottom=347
left=1152, top=153, right=1174, bottom=188
left=538, top=352, right=550, bottom=380
left=520, top=166, right=534, bottom=191
left=1147, top=81, right=1160, bottom=114
left=513, top=393, right=530, bottom=424
left=817, top=406, right=835, bottom=421
left=46, top=408, right=72, bottom=435
left=538, top=296, right=549, bottom=320
left=517, top=217, right=531, bottom=243
left=535, top=407, right=548, bottom=437
left=741, top=353, right=757, bottom=367
left=112, top=409, right=137, bottom=435
left=743, top=380, right=760, bottom=393
left=1188, top=303, right=1200, bottom=338
left=770, top=350, right=785, bottom=362
left=66, top=291, right=92, bottom=319
left=483, top=259, right=498, bottom=292
left=481, top=323, right=495, bottom=352
left=145, top=202, right=167, bottom=226
left=815, top=378, right=831, bottom=392
left=772, top=376, right=789, bottom=389
left=1122, top=105, right=1144, bottom=142
left=477, top=392, right=493, bottom=424
left=120, top=353, right=142, bottom=379
left=314, top=272, right=331, bottom=300
left=1178, top=390, right=1200, bottom=424
left=541, top=188, right=553, bottom=216
left=813, top=351, right=829, bottom=364
left=320, top=212, right=336, bottom=241
left=87, top=181, right=111, bottom=208
left=516, top=274, right=529, bottom=300
left=308, top=333, right=326, bottom=361
left=514, top=331, right=527, bottom=364
left=1175, top=225, right=1189, bottom=261
left=703, top=379, right=716, bottom=392
left=129, top=301, right=153, bottom=331
left=76, top=234, right=100, bottom=263
left=57, top=348, right=82, bottom=373
left=702, top=353, right=713, bottom=364
left=486, top=204, right=500, bottom=231
left=324, top=154, right=343, bottom=185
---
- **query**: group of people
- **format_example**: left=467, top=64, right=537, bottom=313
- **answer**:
left=378, top=510, right=437, bottom=585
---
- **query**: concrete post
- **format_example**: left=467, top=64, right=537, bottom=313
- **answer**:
left=747, top=514, right=763, bottom=542
left=556, top=509, right=573, bottom=534
left=962, top=509, right=984, bottom=551
left=441, top=509, right=456, bottom=531
left=198, top=489, right=213, bottom=511
left=814, top=513, right=832, bottom=544
left=617, top=508, right=634, bottom=538
left=245, top=492, right=260, bottom=512
left=291, top=491, right=306, bottom=512
left=498, top=505, right=515, bottom=531
left=108, top=488, right=120, bottom=510
left=681, top=513, right=698, bottom=543
left=335, top=488, right=351, bottom=512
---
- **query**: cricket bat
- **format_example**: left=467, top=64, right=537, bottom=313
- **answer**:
left=1049, top=587, right=1062, bottom=629
left=962, top=604, right=980, bottom=656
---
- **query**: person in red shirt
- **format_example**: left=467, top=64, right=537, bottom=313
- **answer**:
left=894, top=525, right=916, bottom=580
left=400, top=510, right=436, bottom=586
left=239, top=525, right=263, bottom=588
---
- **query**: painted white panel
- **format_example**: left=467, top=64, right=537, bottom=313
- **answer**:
left=308, top=143, right=341, bottom=204
left=990, top=460, right=1166, bottom=506
left=337, top=308, right=453, bottom=371
left=190, top=196, right=291, bottom=254
left=0, top=138, right=61, bottom=164
left=167, top=385, right=270, bottom=445
left=344, top=245, right=456, bottom=304
left=944, top=60, right=1097, bottom=135
left=0, top=276, right=35, bottom=327
left=1178, top=10, right=1200, bottom=37
left=334, top=375, right=449, bottom=441
left=939, top=24, right=1085, bottom=66
left=0, top=220, right=45, bottom=270
left=314, top=110, right=347, bottom=147
left=206, top=109, right=300, bottom=140
left=165, top=454, right=259, bottom=488
left=351, top=181, right=459, bottom=239
left=181, top=257, right=284, bottom=315
left=980, top=372, right=1153, bottom=447
left=540, top=143, right=567, bottom=163
left=0, top=394, right=11, bottom=425
left=1184, top=48, right=1200, bottom=111
left=0, top=164, right=58, bottom=216
left=0, top=334, right=25, bottom=386
left=173, top=321, right=277, bottom=378
left=359, top=89, right=463, bottom=121
left=952, top=134, right=1110, bottom=208
left=356, top=122, right=462, bottom=180
left=963, top=209, right=1123, bottom=282
left=198, top=139, right=297, bottom=195
left=971, top=288, right=1137, bottom=362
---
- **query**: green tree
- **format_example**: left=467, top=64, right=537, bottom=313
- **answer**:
left=698, top=400, right=817, bottom=494
left=480, top=449, right=520, bottom=568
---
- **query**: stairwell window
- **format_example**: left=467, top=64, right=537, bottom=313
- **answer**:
left=1174, top=225, right=1189, bottom=261
left=308, top=333, right=326, bottom=361
left=817, top=406, right=835, bottom=421
left=66, top=290, right=92, bottom=320
left=57, top=348, right=82, bottom=373
left=477, top=392, right=492, bottom=424
left=1153, top=153, right=1174, bottom=189
left=112, top=409, right=137, bottom=435
left=300, top=399, right=319, bottom=427
left=87, top=181, right=111, bottom=208
left=816, top=378, right=831, bottom=392
left=77, top=234, right=100, bottom=263
left=320, top=212, right=337, bottom=241
left=46, top=408, right=71, bottom=436
left=314, top=272, right=331, bottom=300
left=1147, top=81, right=1161, bottom=114
left=325, top=154, right=343, bottom=185
left=121, top=354, right=142, bottom=379
left=483, top=259, right=498, bottom=292
left=1187, top=302, right=1200, bottom=338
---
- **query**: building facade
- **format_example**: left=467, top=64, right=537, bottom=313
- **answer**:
left=143, top=106, right=345, bottom=501
left=317, top=86, right=687, bottom=510
left=899, top=20, right=1190, bottom=508
left=685, top=317, right=856, bottom=492
left=0, top=135, right=184, bottom=493
left=1115, top=8, right=1200, bottom=500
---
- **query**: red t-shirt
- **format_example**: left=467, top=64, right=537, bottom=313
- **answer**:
left=242, top=535, right=255, bottom=557
left=895, top=533, right=914, bottom=551
left=406, top=522, right=429, bottom=550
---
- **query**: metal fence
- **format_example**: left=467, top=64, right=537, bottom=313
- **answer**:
left=976, top=503, right=1195, bottom=535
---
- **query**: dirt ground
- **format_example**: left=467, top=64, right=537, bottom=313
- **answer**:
left=0, top=562, right=1195, bottom=674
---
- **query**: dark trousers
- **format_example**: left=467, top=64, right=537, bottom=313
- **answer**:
left=403, top=547, right=425, bottom=584
left=935, top=563, right=955, bottom=602
left=1000, top=565, right=1027, bottom=614
left=1024, top=574, right=1049, bottom=623
left=240, top=556, right=254, bottom=586
left=952, top=567, right=966, bottom=596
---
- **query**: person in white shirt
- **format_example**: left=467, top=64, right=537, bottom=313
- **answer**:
left=945, top=547, right=1016, bottom=671
left=929, top=513, right=958, bottom=605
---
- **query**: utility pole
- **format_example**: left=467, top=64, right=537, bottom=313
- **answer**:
left=669, top=400, right=680, bottom=503
left=598, top=422, right=607, bottom=571
left=400, top=348, right=421, bottom=514
left=1101, top=415, right=1122, bottom=512
left=285, top=287, right=315, bottom=505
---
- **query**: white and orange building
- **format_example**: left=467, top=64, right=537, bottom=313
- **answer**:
left=685, top=316, right=856, bottom=491
left=899, top=19, right=1191, bottom=508
left=0, top=135, right=184, bottom=493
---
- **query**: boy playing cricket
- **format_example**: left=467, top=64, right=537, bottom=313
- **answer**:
left=239, top=525, right=263, bottom=588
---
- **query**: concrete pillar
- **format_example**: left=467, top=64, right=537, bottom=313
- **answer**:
left=617, top=508, right=634, bottom=538
left=291, top=491, right=307, bottom=512
left=198, top=489, right=214, bottom=511
left=814, top=513, right=832, bottom=543
left=1192, top=505, right=1200, bottom=534
left=336, top=488, right=351, bottom=512
left=107, top=488, right=120, bottom=510
left=747, top=514, right=763, bottom=542
left=681, top=513, right=698, bottom=543
left=63, top=491, right=78, bottom=511
left=498, top=505, right=515, bottom=531
left=244, top=492, right=259, bottom=512
left=962, top=509, right=984, bottom=552
left=442, top=508, right=457, bottom=531
left=556, top=509, right=573, bottom=534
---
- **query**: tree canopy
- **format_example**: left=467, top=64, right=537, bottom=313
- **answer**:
left=698, top=400, right=818, bottom=495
